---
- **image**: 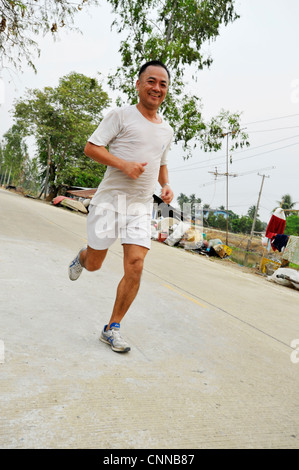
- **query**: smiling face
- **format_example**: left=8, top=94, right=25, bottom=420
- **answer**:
left=136, top=65, right=169, bottom=112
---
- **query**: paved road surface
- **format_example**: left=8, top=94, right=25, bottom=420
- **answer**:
left=1, top=188, right=299, bottom=449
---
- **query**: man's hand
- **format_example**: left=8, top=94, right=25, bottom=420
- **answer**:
left=84, top=143, right=148, bottom=180
left=122, top=161, right=148, bottom=179
left=161, top=184, right=174, bottom=204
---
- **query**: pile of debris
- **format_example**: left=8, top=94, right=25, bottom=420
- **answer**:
left=267, top=267, right=299, bottom=290
left=151, top=217, right=232, bottom=259
left=51, top=188, right=96, bottom=214
left=52, top=195, right=89, bottom=214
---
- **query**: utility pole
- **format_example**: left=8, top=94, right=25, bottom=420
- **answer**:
left=208, top=140, right=238, bottom=245
left=245, top=173, right=269, bottom=264
left=208, top=127, right=247, bottom=245
left=225, top=132, right=229, bottom=245
left=209, top=130, right=239, bottom=244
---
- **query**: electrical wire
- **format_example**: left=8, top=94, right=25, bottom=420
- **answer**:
left=169, top=114, right=299, bottom=173
left=243, top=113, right=299, bottom=125
left=169, top=135, right=299, bottom=173
left=230, top=140, right=299, bottom=165
left=199, top=140, right=299, bottom=185
left=248, top=126, right=299, bottom=133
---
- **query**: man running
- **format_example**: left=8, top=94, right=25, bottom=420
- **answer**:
left=68, top=60, right=174, bottom=353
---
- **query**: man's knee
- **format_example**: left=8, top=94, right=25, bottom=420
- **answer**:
left=84, top=259, right=103, bottom=272
left=125, top=256, right=145, bottom=281
left=83, top=247, right=107, bottom=272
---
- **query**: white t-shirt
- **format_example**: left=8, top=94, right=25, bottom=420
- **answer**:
left=88, top=105, right=173, bottom=215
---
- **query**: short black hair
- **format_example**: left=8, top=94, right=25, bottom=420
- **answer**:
left=138, top=60, right=170, bottom=81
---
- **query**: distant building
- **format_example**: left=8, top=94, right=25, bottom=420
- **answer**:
left=203, top=209, right=228, bottom=219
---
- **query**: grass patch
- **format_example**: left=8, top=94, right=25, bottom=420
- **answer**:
left=229, top=247, right=261, bottom=268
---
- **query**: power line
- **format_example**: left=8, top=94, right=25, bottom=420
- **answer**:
left=200, top=166, right=275, bottom=188
left=200, top=139, right=299, bottom=183
left=243, top=113, right=299, bottom=125
left=231, top=140, right=299, bottom=165
left=168, top=134, right=299, bottom=171
left=169, top=138, right=299, bottom=173
left=248, top=126, right=299, bottom=133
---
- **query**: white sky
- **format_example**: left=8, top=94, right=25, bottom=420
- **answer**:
left=1, top=0, right=299, bottom=223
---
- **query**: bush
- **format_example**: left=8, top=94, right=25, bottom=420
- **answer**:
left=285, top=215, right=299, bottom=236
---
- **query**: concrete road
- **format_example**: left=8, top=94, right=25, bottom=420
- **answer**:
left=1, top=188, right=299, bottom=449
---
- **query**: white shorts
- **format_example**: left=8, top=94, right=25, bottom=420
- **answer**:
left=87, top=204, right=151, bottom=250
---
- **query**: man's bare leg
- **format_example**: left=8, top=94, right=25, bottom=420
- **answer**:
left=69, top=245, right=107, bottom=281
left=106, top=244, right=149, bottom=330
left=80, top=246, right=108, bottom=272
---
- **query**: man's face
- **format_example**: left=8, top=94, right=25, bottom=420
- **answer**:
left=136, top=65, right=169, bottom=111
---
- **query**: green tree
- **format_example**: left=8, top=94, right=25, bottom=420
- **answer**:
left=107, top=0, right=249, bottom=158
left=21, top=155, right=40, bottom=195
left=215, top=213, right=227, bottom=231
left=247, top=205, right=258, bottom=219
left=177, top=192, right=201, bottom=210
left=285, top=215, right=299, bottom=236
left=0, top=0, right=98, bottom=71
left=203, top=206, right=265, bottom=234
left=203, top=203, right=210, bottom=218
left=205, top=212, right=217, bottom=228
left=230, top=214, right=240, bottom=233
left=177, top=192, right=189, bottom=210
left=276, top=194, right=297, bottom=217
left=0, top=124, right=27, bottom=186
left=234, top=215, right=252, bottom=234
left=13, top=71, right=111, bottom=198
left=189, top=193, right=201, bottom=208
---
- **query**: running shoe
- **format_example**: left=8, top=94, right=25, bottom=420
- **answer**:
left=100, top=322, right=131, bottom=353
left=68, top=248, right=85, bottom=281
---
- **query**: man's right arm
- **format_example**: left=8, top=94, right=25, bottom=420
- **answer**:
left=84, top=142, right=147, bottom=180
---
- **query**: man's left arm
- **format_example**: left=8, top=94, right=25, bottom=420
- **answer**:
left=158, top=164, right=174, bottom=205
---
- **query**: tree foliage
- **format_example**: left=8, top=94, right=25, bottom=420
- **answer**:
left=247, top=205, right=258, bottom=219
left=176, top=192, right=266, bottom=234
left=204, top=207, right=265, bottom=234
left=285, top=215, right=299, bottom=236
left=177, top=192, right=201, bottom=210
left=108, top=0, right=239, bottom=89
left=107, top=0, right=249, bottom=157
left=0, top=0, right=98, bottom=71
left=276, top=193, right=297, bottom=217
left=0, top=123, right=27, bottom=185
left=13, top=71, right=111, bottom=197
